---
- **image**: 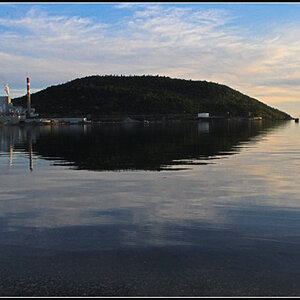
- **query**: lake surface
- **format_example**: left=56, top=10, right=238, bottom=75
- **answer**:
left=0, top=120, right=300, bottom=296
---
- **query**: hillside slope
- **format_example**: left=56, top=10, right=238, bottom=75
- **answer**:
left=12, top=75, right=291, bottom=119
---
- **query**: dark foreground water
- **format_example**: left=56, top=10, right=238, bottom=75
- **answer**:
left=0, top=120, right=300, bottom=296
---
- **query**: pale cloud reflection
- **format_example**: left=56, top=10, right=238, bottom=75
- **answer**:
left=0, top=168, right=228, bottom=229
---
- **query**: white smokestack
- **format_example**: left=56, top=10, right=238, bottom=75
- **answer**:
left=4, top=84, right=11, bottom=104
left=4, top=84, right=9, bottom=96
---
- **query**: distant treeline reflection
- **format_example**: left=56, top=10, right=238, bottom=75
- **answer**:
left=0, top=120, right=285, bottom=171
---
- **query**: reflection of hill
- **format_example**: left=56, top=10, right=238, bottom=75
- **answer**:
left=0, top=121, right=286, bottom=171
left=36, top=121, right=286, bottom=171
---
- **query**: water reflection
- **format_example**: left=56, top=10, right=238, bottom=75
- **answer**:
left=0, top=126, right=35, bottom=171
left=1, top=120, right=300, bottom=296
left=0, top=120, right=285, bottom=172
left=0, top=120, right=299, bottom=253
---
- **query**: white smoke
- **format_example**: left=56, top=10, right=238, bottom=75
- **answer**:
left=4, top=84, right=10, bottom=96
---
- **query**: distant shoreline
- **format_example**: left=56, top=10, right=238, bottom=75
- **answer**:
left=0, top=116, right=292, bottom=127
left=31, top=113, right=293, bottom=123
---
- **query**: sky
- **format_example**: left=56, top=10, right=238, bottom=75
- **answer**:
left=1, top=2, right=300, bottom=117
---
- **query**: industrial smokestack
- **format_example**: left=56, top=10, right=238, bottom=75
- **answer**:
left=27, top=77, right=31, bottom=117
left=4, top=84, right=10, bottom=104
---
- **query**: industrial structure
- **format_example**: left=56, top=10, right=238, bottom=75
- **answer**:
left=0, top=77, right=38, bottom=124
left=0, top=78, right=89, bottom=125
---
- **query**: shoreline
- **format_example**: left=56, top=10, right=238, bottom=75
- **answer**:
left=0, top=114, right=293, bottom=126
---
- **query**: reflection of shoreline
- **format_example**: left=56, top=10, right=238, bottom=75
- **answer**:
left=7, top=140, right=33, bottom=171
left=0, top=126, right=36, bottom=171
left=29, top=133, right=33, bottom=172
left=0, top=120, right=288, bottom=172
left=9, top=145, right=13, bottom=167
left=197, top=122, right=209, bottom=134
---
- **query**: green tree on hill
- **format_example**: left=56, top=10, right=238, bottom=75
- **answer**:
left=12, top=75, right=291, bottom=120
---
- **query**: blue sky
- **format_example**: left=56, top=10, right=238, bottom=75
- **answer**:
left=1, top=2, right=300, bottom=116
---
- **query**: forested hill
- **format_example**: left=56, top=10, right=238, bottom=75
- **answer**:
left=12, top=75, right=291, bottom=119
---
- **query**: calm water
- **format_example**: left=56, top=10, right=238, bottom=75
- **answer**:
left=0, top=120, right=300, bottom=296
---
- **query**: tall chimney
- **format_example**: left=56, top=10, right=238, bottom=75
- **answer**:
left=5, top=84, right=11, bottom=105
left=27, top=77, right=31, bottom=117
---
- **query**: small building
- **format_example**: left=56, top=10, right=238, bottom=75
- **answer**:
left=197, top=112, right=209, bottom=118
